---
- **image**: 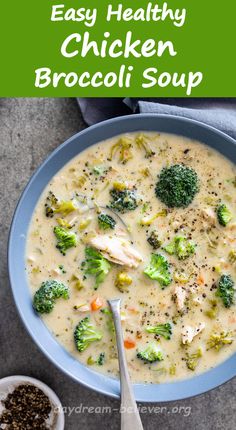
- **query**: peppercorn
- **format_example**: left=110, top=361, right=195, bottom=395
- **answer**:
left=0, top=384, right=52, bottom=429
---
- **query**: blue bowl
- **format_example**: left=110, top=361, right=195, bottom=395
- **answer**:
left=8, top=114, right=236, bottom=402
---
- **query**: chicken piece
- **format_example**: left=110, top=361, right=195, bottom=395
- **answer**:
left=201, top=207, right=216, bottom=225
left=181, top=323, right=205, bottom=345
left=73, top=303, right=90, bottom=312
left=89, top=234, right=143, bottom=268
left=228, top=222, right=236, bottom=232
left=27, top=255, right=36, bottom=263
left=51, top=267, right=61, bottom=276
left=174, top=286, right=187, bottom=311
left=192, top=296, right=203, bottom=306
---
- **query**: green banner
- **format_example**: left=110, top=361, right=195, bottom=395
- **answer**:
left=1, top=0, right=235, bottom=96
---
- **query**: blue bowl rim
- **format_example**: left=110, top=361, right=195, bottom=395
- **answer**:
left=8, top=113, right=236, bottom=403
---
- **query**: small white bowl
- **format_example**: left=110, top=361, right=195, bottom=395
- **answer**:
left=0, top=375, right=64, bottom=429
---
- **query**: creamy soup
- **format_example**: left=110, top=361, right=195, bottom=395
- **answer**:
left=27, top=132, right=236, bottom=384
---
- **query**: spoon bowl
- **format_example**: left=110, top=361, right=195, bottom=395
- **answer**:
left=108, top=299, right=144, bottom=430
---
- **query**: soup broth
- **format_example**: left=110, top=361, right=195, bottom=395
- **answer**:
left=27, top=132, right=236, bottom=384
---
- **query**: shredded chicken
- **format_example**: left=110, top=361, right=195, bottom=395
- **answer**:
left=73, top=304, right=90, bottom=312
left=51, top=268, right=61, bottom=276
left=27, top=255, right=36, bottom=263
left=89, top=234, right=143, bottom=268
left=181, top=322, right=205, bottom=344
left=201, top=207, right=216, bottom=225
left=192, top=296, right=203, bottom=306
left=174, top=286, right=187, bottom=311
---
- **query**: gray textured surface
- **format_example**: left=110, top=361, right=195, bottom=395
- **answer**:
left=0, top=98, right=235, bottom=430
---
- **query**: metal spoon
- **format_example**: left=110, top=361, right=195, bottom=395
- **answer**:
left=108, top=298, right=144, bottom=430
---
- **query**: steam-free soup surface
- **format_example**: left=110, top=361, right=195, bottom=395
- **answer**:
left=27, top=132, right=236, bottom=383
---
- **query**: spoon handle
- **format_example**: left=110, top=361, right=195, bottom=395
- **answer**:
left=108, top=299, right=144, bottom=430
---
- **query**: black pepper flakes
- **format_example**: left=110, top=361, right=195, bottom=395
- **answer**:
left=0, top=384, right=52, bottom=429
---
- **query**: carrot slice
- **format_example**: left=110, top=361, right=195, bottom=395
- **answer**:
left=127, top=306, right=139, bottom=314
left=91, top=297, right=103, bottom=311
left=197, top=273, right=205, bottom=285
left=124, top=338, right=136, bottom=349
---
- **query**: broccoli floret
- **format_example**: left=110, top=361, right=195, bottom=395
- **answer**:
left=135, top=134, right=155, bottom=158
left=140, top=209, right=167, bottom=227
left=87, top=352, right=106, bottom=366
left=175, top=236, right=195, bottom=259
left=173, top=270, right=190, bottom=284
left=137, top=342, right=163, bottom=363
left=59, top=264, right=66, bottom=274
left=110, top=137, right=133, bottom=164
left=163, top=241, right=176, bottom=255
left=216, top=204, right=232, bottom=226
left=55, top=201, right=77, bottom=216
left=169, top=364, right=176, bottom=375
left=164, top=236, right=195, bottom=260
left=205, top=299, right=218, bottom=319
left=33, top=280, right=69, bottom=314
left=70, top=274, right=84, bottom=291
left=98, top=213, right=116, bottom=230
left=229, top=249, right=236, bottom=263
left=74, top=317, right=102, bottom=352
left=108, top=187, right=138, bottom=213
left=155, top=164, right=199, bottom=208
left=146, top=323, right=172, bottom=340
left=45, top=191, right=59, bottom=217
left=100, top=308, right=112, bottom=315
left=87, top=356, right=96, bottom=365
left=97, top=352, right=105, bottom=365
left=228, top=249, right=236, bottom=264
left=54, top=226, right=77, bottom=255
left=57, top=218, right=73, bottom=229
left=207, top=331, right=233, bottom=351
left=92, top=165, right=108, bottom=176
left=100, top=308, right=115, bottom=333
left=76, top=175, right=87, bottom=188
left=147, top=231, right=162, bottom=250
left=78, top=217, right=92, bottom=231
left=115, top=271, right=132, bottom=293
left=45, top=191, right=77, bottom=218
left=216, top=274, right=235, bottom=308
left=185, top=348, right=203, bottom=371
left=144, top=254, right=172, bottom=288
left=82, top=247, right=111, bottom=290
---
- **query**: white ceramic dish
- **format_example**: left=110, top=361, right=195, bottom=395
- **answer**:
left=0, top=375, right=64, bottom=429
